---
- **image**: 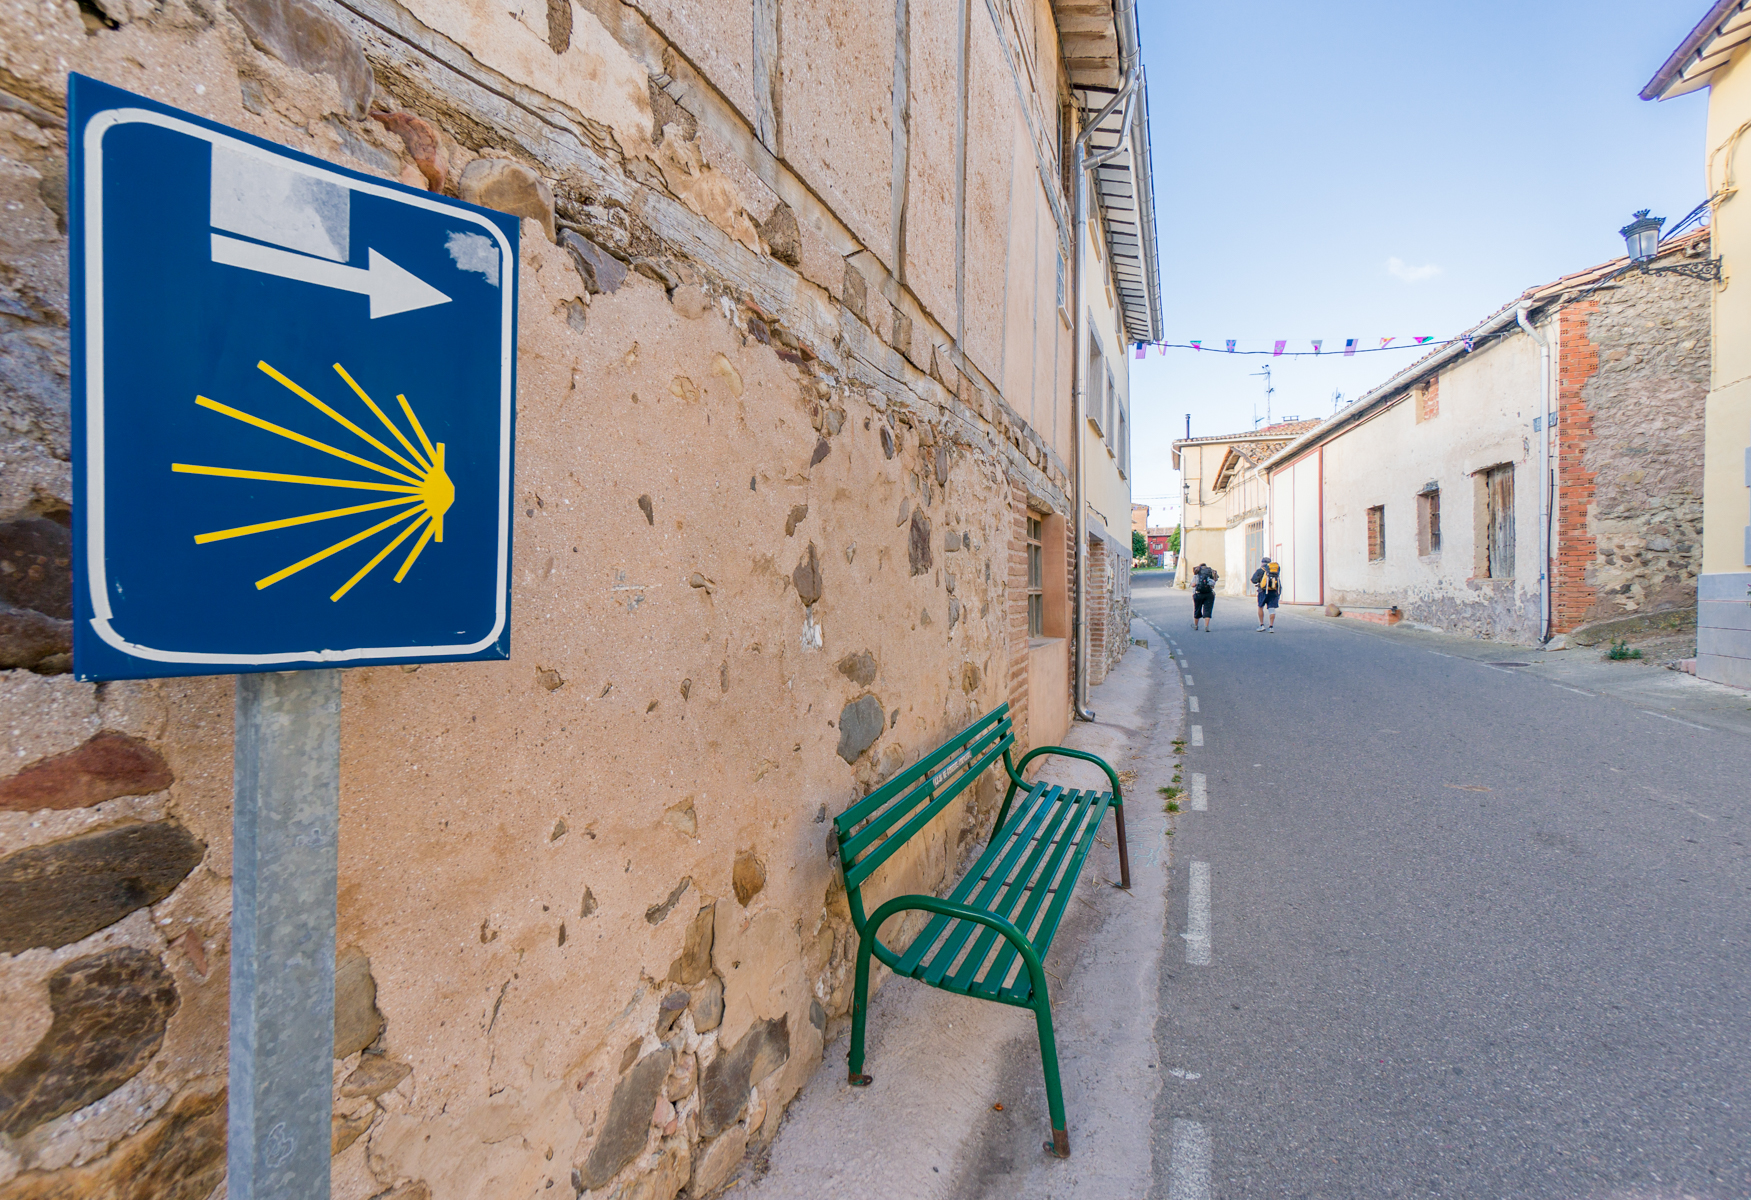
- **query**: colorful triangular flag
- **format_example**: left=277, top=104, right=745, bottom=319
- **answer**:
left=1311, top=340, right=1323, bottom=354
left=1190, top=340, right=1202, bottom=350
left=1225, top=339, right=1237, bottom=353
left=1380, top=337, right=1396, bottom=348
left=1344, top=339, right=1358, bottom=356
left=1135, top=345, right=1146, bottom=359
left=1414, top=335, right=1434, bottom=345
left=1273, top=340, right=1286, bottom=357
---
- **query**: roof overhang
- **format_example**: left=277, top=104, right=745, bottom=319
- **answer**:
left=1643, top=0, right=1751, bottom=100
left=1053, top=0, right=1124, bottom=90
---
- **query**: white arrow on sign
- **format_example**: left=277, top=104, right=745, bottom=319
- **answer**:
left=211, top=233, right=452, bottom=319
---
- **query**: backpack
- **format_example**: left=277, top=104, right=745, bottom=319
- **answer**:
left=1192, top=567, right=1216, bottom=596
left=1261, top=562, right=1281, bottom=593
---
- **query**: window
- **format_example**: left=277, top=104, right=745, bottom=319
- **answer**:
left=1417, top=487, right=1441, bottom=556
left=1026, top=515, right=1045, bottom=637
left=1105, top=368, right=1117, bottom=452
left=1484, top=464, right=1514, bottom=578
left=1367, top=505, right=1386, bottom=561
left=1087, top=337, right=1106, bottom=434
left=1116, top=405, right=1128, bottom=477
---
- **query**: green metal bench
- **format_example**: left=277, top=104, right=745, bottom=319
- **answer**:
left=832, top=702, right=1130, bottom=1157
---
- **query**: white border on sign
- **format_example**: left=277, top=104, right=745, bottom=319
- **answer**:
left=82, top=109, right=514, bottom=666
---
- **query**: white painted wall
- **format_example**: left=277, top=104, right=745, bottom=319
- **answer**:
left=1274, top=331, right=1547, bottom=641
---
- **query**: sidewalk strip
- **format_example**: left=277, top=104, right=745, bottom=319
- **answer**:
left=1191, top=725, right=1203, bottom=746
left=1183, top=861, right=1211, bottom=965
left=1191, top=773, right=1207, bottom=811
left=1188, top=696, right=1199, bottom=712
left=1166, top=1119, right=1211, bottom=1200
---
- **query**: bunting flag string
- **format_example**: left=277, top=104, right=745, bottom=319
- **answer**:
left=1132, top=336, right=1458, bottom=358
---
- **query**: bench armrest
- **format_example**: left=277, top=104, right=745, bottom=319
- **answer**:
left=1007, top=745, right=1124, bottom=803
left=858, top=893, right=1046, bottom=988
left=999, top=746, right=1131, bottom=891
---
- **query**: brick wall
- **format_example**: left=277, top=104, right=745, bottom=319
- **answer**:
left=1553, top=301, right=1601, bottom=633
left=1007, top=482, right=1032, bottom=747
left=1086, top=536, right=1110, bottom=686
left=1084, top=534, right=1131, bottom=687
left=1415, top=373, right=1440, bottom=423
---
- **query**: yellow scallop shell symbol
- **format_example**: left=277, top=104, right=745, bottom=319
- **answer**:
left=171, top=360, right=455, bottom=602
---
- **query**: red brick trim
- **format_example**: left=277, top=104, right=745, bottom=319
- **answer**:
left=1007, top=482, right=1031, bottom=748
left=1552, top=302, right=1600, bottom=634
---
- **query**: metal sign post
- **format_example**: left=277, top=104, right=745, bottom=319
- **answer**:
left=68, top=75, right=518, bottom=1198
left=230, top=670, right=340, bottom=1198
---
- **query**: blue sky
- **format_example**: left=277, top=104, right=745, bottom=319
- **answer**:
left=1127, top=1, right=1713, bottom=527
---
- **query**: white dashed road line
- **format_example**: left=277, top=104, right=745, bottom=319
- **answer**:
left=1190, top=725, right=1203, bottom=746
left=1184, top=675, right=1193, bottom=685
left=1641, top=710, right=1711, bottom=730
left=1166, top=1119, right=1211, bottom=1200
left=1190, top=773, right=1207, bottom=811
left=1183, top=861, right=1211, bottom=965
left=1188, top=696, right=1200, bottom=712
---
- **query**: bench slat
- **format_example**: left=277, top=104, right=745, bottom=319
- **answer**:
left=983, top=792, right=1116, bottom=1001
left=841, top=729, right=1013, bottom=890
left=896, top=784, right=1061, bottom=976
left=836, top=706, right=1009, bottom=831
left=902, top=784, right=1069, bottom=982
left=947, top=788, right=1100, bottom=995
left=1001, top=791, right=1120, bottom=995
left=837, top=719, right=1008, bottom=866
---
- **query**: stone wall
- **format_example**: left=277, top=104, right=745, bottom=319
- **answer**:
left=1552, top=267, right=1710, bottom=634
left=0, top=0, right=1121, bottom=1196
left=1083, top=532, right=1129, bottom=687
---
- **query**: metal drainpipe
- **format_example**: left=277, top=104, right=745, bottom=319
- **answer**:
left=1070, top=50, right=1139, bottom=721
left=1516, top=301, right=1552, bottom=643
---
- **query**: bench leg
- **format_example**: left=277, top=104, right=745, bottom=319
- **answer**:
left=1112, top=801, right=1132, bottom=890
left=847, top=929, right=875, bottom=1087
left=1033, top=998, right=1070, bottom=1157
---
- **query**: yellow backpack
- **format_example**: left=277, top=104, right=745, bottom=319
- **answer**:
left=1262, top=562, right=1281, bottom=593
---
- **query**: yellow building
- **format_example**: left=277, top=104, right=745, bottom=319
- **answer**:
left=1171, top=422, right=1320, bottom=595
left=1646, top=5, right=1751, bottom=686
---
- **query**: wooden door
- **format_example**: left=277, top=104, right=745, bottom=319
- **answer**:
left=1486, top=465, right=1515, bottom=579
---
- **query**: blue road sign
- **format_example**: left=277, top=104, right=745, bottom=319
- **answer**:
left=69, top=76, right=518, bottom=680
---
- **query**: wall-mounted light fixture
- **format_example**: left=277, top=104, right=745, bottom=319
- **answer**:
left=1618, top=210, right=1721, bottom=281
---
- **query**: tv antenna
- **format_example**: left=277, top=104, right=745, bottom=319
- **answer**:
left=1249, top=364, right=1274, bottom=427
left=1331, top=388, right=1344, bottom=413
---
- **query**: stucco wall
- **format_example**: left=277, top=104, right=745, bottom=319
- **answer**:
left=0, top=0, right=1138, bottom=1196
left=1699, top=45, right=1751, bottom=686
left=1318, top=332, right=1545, bottom=643
left=1081, top=216, right=1131, bottom=545
left=1285, top=262, right=1708, bottom=645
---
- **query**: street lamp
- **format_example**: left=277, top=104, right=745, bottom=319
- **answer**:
left=1619, top=210, right=1664, bottom=263
left=1602, top=209, right=1722, bottom=283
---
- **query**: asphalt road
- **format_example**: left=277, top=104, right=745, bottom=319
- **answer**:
left=1130, top=574, right=1751, bottom=1200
